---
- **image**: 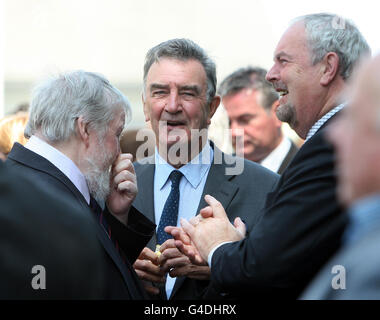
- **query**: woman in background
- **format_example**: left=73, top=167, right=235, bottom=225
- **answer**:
left=0, top=111, right=29, bottom=160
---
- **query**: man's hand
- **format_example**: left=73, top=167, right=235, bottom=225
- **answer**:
left=159, top=239, right=210, bottom=280
left=180, top=194, right=246, bottom=262
left=165, top=226, right=207, bottom=266
left=106, top=153, right=137, bottom=225
left=133, top=247, right=166, bottom=296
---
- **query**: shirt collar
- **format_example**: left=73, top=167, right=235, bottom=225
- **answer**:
left=154, top=141, right=213, bottom=190
left=260, top=137, right=292, bottom=173
left=348, top=194, right=380, bottom=226
left=25, top=135, right=90, bottom=204
left=305, top=103, right=346, bottom=141
left=343, top=194, right=380, bottom=246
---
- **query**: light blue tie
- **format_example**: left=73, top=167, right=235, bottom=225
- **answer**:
left=156, top=170, right=183, bottom=245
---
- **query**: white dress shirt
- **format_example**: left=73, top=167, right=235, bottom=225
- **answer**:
left=154, top=141, right=213, bottom=299
left=260, top=137, right=292, bottom=173
left=25, top=135, right=90, bottom=205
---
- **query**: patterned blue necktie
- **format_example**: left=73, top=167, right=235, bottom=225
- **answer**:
left=156, top=170, right=183, bottom=245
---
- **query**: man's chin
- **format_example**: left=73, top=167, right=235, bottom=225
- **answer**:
left=276, top=102, right=296, bottom=125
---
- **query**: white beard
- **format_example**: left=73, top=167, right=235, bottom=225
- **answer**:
left=83, top=152, right=113, bottom=205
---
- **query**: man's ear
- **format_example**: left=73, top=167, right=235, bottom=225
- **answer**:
left=207, top=95, right=221, bottom=125
left=320, top=52, right=340, bottom=86
left=76, top=116, right=91, bottom=148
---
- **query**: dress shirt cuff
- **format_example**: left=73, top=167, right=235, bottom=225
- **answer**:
left=207, top=241, right=232, bottom=267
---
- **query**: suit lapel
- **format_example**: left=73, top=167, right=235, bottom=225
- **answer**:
left=134, top=159, right=156, bottom=249
left=134, top=162, right=155, bottom=223
left=278, top=141, right=299, bottom=175
left=94, top=221, right=145, bottom=299
left=196, top=160, right=239, bottom=214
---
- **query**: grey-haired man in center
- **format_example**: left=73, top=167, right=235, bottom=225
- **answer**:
left=132, top=38, right=279, bottom=300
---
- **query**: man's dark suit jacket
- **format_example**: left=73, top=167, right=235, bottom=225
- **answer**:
left=0, top=161, right=105, bottom=299
left=133, top=143, right=280, bottom=300
left=7, top=142, right=156, bottom=299
left=210, top=115, right=348, bottom=299
left=277, top=140, right=299, bottom=174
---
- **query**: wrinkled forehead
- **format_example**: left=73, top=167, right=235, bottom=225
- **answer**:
left=146, top=58, right=207, bottom=84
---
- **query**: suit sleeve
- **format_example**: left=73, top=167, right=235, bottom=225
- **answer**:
left=210, top=130, right=348, bottom=298
left=103, top=205, right=155, bottom=264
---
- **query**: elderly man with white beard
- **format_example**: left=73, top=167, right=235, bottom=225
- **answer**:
left=6, top=70, right=156, bottom=299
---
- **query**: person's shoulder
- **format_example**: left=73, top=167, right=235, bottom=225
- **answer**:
left=133, top=155, right=155, bottom=170
left=278, top=126, right=337, bottom=190
left=287, top=127, right=333, bottom=170
left=219, top=151, right=279, bottom=181
left=301, top=223, right=380, bottom=300
left=244, top=157, right=278, bottom=176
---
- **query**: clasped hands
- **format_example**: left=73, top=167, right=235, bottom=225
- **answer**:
left=133, top=194, right=246, bottom=295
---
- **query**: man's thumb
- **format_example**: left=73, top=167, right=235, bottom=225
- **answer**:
left=234, top=217, right=246, bottom=238
left=204, top=194, right=227, bottom=219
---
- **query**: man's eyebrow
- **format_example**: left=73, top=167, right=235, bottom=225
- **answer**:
left=149, top=83, right=201, bottom=94
left=237, top=113, right=255, bottom=119
left=179, top=85, right=201, bottom=94
left=275, top=51, right=293, bottom=60
left=149, top=83, right=169, bottom=91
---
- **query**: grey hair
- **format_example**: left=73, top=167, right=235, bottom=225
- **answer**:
left=143, top=38, right=217, bottom=103
left=218, top=66, right=279, bottom=111
left=293, top=13, right=371, bottom=80
left=25, top=70, right=132, bottom=142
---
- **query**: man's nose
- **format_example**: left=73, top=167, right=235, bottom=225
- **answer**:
left=165, top=92, right=181, bottom=113
left=266, top=64, right=279, bottom=83
left=230, top=121, right=244, bottom=139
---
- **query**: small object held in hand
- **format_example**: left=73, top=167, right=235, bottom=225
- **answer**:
left=155, top=244, right=161, bottom=257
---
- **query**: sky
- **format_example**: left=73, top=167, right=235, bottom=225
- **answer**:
left=1, top=0, right=378, bottom=122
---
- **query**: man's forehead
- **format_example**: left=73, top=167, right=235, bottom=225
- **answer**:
left=274, top=22, right=307, bottom=55
left=223, top=89, right=262, bottom=110
left=274, top=51, right=293, bottom=60
left=146, top=58, right=206, bottom=82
